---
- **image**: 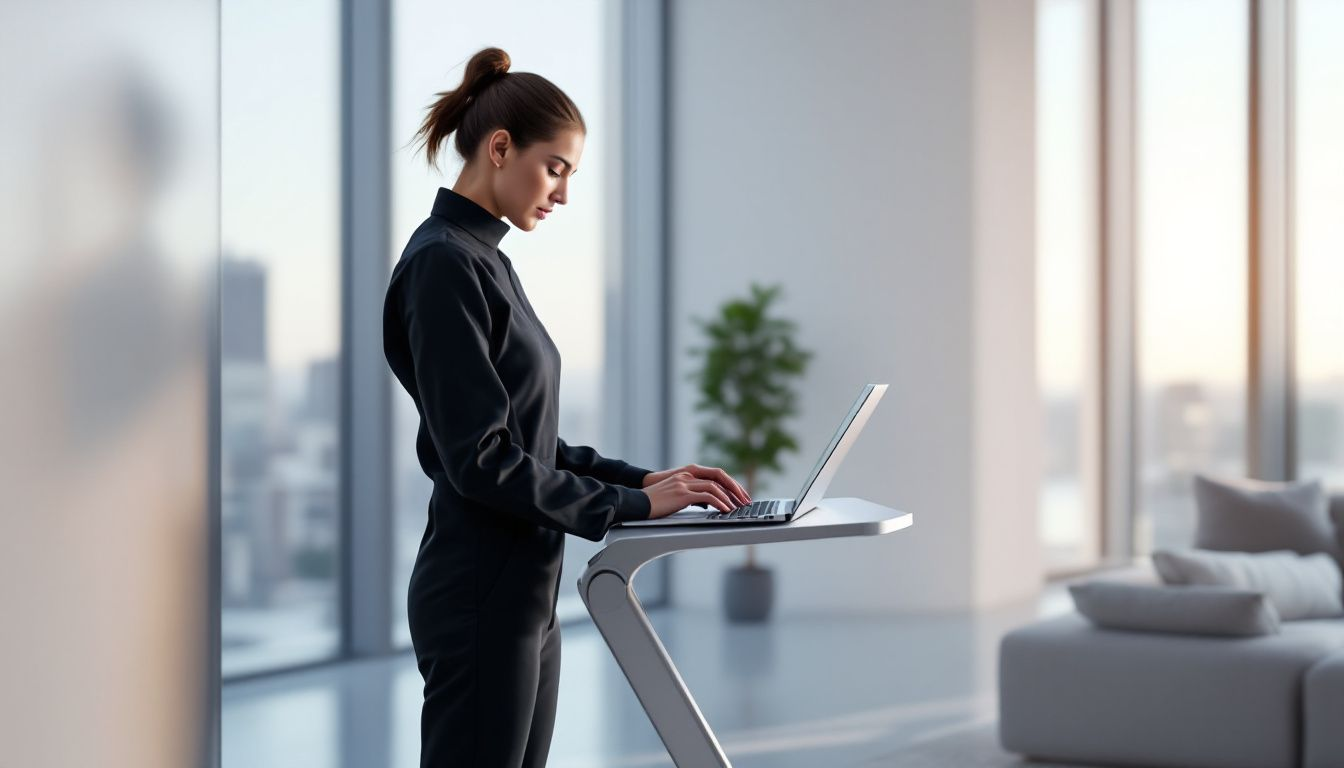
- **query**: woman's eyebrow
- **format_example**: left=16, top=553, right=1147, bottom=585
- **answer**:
left=548, top=154, right=577, bottom=175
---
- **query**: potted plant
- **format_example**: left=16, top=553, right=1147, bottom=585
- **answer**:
left=687, top=283, right=812, bottom=622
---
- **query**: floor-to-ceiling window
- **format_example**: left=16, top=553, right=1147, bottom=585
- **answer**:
left=1036, top=0, right=1275, bottom=565
left=1294, top=0, right=1344, bottom=488
left=221, top=0, right=343, bottom=676
left=388, top=0, right=631, bottom=645
left=1036, top=0, right=1103, bottom=573
left=1133, top=0, right=1249, bottom=553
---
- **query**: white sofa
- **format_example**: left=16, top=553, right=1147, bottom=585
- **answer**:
left=999, top=495, right=1344, bottom=768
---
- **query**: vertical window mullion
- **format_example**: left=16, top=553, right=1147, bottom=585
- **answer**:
left=1101, top=0, right=1139, bottom=562
left=340, top=0, right=393, bottom=658
left=1249, top=0, right=1295, bottom=483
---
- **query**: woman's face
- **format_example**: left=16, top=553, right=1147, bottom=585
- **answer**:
left=491, top=127, right=584, bottom=232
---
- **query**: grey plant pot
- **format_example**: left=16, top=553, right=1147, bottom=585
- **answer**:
left=723, top=564, right=774, bottom=623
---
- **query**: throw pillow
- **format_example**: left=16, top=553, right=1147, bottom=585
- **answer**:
left=1069, top=581, right=1280, bottom=637
left=1152, top=548, right=1344, bottom=620
left=1193, top=474, right=1339, bottom=560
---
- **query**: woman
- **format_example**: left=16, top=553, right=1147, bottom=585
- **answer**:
left=382, top=47, right=752, bottom=768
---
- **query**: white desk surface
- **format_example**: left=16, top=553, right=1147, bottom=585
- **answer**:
left=590, top=497, right=913, bottom=571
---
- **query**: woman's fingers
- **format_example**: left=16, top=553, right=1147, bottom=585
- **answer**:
left=653, top=464, right=750, bottom=510
left=685, top=479, right=735, bottom=512
left=691, top=491, right=733, bottom=513
left=711, top=467, right=751, bottom=505
left=642, top=471, right=749, bottom=517
left=683, top=464, right=750, bottom=506
left=675, top=478, right=728, bottom=512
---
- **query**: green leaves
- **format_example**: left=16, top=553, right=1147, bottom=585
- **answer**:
left=687, top=282, right=812, bottom=495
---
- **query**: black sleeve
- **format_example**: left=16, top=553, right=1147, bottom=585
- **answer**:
left=400, top=248, right=651, bottom=540
left=555, top=438, right=652, bottom=490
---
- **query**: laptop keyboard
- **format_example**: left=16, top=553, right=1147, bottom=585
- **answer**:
left=705, top=499, right=784, bottom=521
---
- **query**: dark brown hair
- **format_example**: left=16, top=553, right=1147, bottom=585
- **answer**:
left=413, top=47, right=586, bottom=169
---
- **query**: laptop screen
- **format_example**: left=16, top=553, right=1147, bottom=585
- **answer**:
left=791, top=384, right=883, bottom=508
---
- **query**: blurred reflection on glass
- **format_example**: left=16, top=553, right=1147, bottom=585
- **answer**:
left=1036, top=0, right=1102, bottom=573
left=220, top=0, right=342, bottom=677
left=389, top=0, right=642, bottom=646
left=1135, top=0, right=1249, bottom=553
left=1294, top=0, right=1344, bottom=489
left=0, top=2, right=215, bottom=766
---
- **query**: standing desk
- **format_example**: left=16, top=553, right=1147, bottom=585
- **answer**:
left=578, top=497, right=913, bottom=767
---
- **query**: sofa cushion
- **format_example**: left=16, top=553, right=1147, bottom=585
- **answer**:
left=999, top=613, right=1344, bottom=768
left=1332, top=493, right=1344, bottom=560
left=1304, top=650, right=1344, bottom=768
left=1194, top=474, right=1340, bottom=559
left=1283, top=618, right=1344, bottom=645
left=1070, top=580, right=1280, bottom=637
left=1153, top=548, right=1344, bottom=620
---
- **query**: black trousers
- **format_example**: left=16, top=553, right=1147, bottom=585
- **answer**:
left=410, top=508, right=566, bottom=768
left=413, top=604, right=562, bottom=767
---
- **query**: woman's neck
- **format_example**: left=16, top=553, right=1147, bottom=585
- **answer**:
left=450, top=168, right=503, bottom=219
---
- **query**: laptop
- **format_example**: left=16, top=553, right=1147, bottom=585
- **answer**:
left=616, top=383, right=887, bottom=527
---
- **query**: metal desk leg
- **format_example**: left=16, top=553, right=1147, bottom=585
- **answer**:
left=576, top=500, right=912, bottom=766
left=581, top=568, right=732, bottom=768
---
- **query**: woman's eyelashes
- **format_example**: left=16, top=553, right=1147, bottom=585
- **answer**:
left=547, top=167, right=561, bottom=178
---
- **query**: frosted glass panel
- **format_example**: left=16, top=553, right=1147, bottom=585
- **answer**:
left=0, top=1, right=216, bottom=764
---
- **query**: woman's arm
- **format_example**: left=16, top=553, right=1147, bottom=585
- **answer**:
left=399, top=247, right=650, bottom=540
left=554, top=438, right=651, bottom=489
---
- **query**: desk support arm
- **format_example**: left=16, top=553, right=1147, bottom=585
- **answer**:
left=577, top=497, right=913, bottom=767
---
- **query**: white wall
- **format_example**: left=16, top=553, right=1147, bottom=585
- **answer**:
left=970, top=0, right=1042, bottom=608
left=666, top=0, right=1040, bottom=615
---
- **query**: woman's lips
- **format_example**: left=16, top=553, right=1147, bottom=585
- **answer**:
left=535, top=208, right=549, bottom=220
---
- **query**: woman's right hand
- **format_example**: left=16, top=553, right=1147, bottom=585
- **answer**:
left=641, top=471, right=739, bottom=519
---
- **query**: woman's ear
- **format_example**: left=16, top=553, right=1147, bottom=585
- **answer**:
left=488, top=129, right=511, bottom=169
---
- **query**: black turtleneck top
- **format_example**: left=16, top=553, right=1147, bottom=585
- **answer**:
left=383, top=187, right=652, bottom=554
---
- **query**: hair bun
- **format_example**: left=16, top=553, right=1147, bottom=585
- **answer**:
left=486, top=49, right=510, bottom=76
left=413, top=45, right=583, bottom=170
left=467, top=47, right=510, bottom=95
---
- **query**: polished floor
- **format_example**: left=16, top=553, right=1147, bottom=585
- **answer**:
left=223, top=586, right=1069, bottom=768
